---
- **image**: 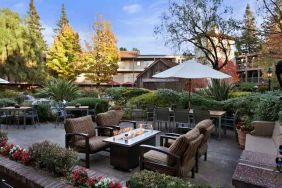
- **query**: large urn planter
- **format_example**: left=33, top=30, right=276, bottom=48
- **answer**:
left=236, top=128, right=246, bottom=149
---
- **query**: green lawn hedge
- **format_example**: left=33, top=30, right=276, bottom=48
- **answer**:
left=68, top=97, right=109, bottom=114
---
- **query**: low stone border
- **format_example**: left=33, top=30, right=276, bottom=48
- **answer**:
left=0, top=156, right=70, bottom=188
left=0, top=156, right=123, bottom=188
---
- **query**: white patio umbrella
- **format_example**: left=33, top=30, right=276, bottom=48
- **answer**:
left=0, top=78, right=9, bottom=84
left=153, top=60, right=231, bottom=108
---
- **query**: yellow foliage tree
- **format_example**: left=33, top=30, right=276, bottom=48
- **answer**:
left=84, top=16, right=119, bottom=85
left=47, top=24, right=82, bottom=81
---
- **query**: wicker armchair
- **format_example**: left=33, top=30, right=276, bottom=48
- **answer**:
left=64, top=115, right=113, bottom=168
left=140, top=128, right=204, bottom=178
left=95, top=110, right=136, bottom=136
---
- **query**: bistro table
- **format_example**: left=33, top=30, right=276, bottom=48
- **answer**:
left=0, top=106, right=32, bottom=129
left=209, top=110, right=226, bottom=140
left=64, top=106, right=89, bottom=119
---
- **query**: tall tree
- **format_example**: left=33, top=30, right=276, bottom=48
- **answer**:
left=47, top=24, right=82, bottom=81
left=55, top=4, right=69, bottom=33
left=155, top=0, right=238, bottom=70
left=0, top=9, right=27, bottom=82
left=261, top=0, right=282, bottom=34
left=237, top=4, right=261, bottom=53
left=84, top=16, right=119, bottom=85
left=25, top=0, right=47, bottom=83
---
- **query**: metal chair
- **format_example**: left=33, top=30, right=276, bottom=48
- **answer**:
left=193, top=109, right=210, bottom=125
left=173, top=108, right=191, bottom=133
left=25, top=108, right=40, bottom=128
left=146, top=104, right=155, bottom=122
left=154, top=107, right=171, bottom=132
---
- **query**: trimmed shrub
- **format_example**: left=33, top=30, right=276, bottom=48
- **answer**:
left=228, top=91, right=251, bottom=98
left=33, top=104, right=55, bottom=122
left=79, top=88, right=99, bottom=98
left=29, top=141, right=78, bottom=176
left=0, top=89, right=22, bottom=98
left=0, top=98, right=16, bottom=107
left=254, top=95, right=281, bottom=121
left=237, top=82, right=256, bottom=91
left=127, top=170, right=211, bottom=188
left=105, top=87, right=150, bottom=105
left=68, top=97, right=109, bottom=113
left=129, top=92, right=158, bottom=108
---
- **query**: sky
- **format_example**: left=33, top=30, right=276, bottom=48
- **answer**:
left=0, top=0, right=258, bottom=55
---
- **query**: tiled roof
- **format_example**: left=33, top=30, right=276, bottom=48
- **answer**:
left=119, top=51, right=140, bottom=58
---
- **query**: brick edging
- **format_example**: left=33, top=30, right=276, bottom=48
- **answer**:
left=0, top=156, right=72, bottom=188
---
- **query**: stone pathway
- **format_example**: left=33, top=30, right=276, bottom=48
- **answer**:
left=2, top=122, right=241, bottom=187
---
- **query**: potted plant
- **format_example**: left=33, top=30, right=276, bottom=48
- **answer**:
left=236, top=116, right=254, bottom=149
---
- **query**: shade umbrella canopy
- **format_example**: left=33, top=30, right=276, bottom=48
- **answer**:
left=153, top=60, right=231, bottom=79
left=0, top=78, right=9, bottom=84
left=153, top=60, right=231, bottom=109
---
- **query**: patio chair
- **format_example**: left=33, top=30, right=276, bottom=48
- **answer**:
left=146, top=104, right=155, bottom=122
left=173, top=108, right=191, bottom=133
left=95, top=110, right=136, bottom=136
left=160, top=119, right=214, bottom=173
left=193, top=109, right=210, bottom=125
left=55, top=107, right=74, bottom=128
left=24, top=108, right=40, bottom=127
left=65, top=115, right=113, bottom=168
left=154, top=107, right=171, bottom=132
left=140, top=127, right=204, bottom=178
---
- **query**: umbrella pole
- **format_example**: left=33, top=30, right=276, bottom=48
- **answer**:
left=188, top=79, right=192, bottom=109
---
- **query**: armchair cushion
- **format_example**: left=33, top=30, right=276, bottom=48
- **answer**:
left=74, top=136, right=109, bottom=152
left=195, top=119, right=213, bottom=134
left=65, top=116, right=96, bottom=142
left=167, top=135, right=189, bottom=166
left=144, top=147, right=168, bottom=166
left=96, top=110, right=123, bottom=127
left=250, top=121, right=275, bottom=137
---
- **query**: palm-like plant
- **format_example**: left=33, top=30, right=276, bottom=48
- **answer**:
left=38, top=79, right=80, bottom=102
left=199, top=79, right=233, bottom=101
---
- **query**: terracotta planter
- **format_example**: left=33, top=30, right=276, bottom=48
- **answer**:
left=236, top=128, right=246, bottom=149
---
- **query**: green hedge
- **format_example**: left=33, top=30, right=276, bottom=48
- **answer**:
left=127, top=170, right=211, bottom=188
left=0, top=98, right=16, bottom=107
left=236, top=82, right=256, bottom=91
left=68, top=97, right=109, bottom=113
left=129, top=90, right=221, bottom=110
left=105, top=87, right=150, bottom=105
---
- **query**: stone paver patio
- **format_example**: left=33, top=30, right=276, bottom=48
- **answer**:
left=2, top=122, right=241, bottom=188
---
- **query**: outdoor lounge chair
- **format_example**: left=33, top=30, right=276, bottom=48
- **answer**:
left=161, top=119, right=214, bottom=173
left=64, top=115, right=114, bottom=168
left=95, top=110, right=136, bottom=136
left=140, top=128, right=204, bottom=178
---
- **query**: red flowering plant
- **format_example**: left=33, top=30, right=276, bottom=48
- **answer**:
left=68, top=168, right=89, bottom=187
left=0, top=130, right=8, bottom=147
left=0, top=143, right=13, bottom=156
left=9, top=145, right=24, bottom=161
left=68, top=167, right=123, bottom=188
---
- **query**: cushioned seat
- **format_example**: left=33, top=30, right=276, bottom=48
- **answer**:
left=74, top=136, right=109, bottom=152
left=245, top=134, right=277, bottom=155
left=144, top=146, right=168, bottom=165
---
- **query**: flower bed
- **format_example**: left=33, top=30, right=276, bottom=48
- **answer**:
left=0, top=130, right=123, bottom=187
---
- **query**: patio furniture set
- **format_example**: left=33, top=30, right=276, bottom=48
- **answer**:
left=0, top=106, right=39, bottom=129
left=64, top=108, right=215, bottom=178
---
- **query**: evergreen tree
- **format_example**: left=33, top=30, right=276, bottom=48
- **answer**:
left=55, top=4, right=69, bottom=33
left=237, top=4, right=261, bottom=53
left=25, top=0, right=47, bottom=83
left=47, top=24, right=82, bottom=81
left=84, top=16, right=119, bottom=85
